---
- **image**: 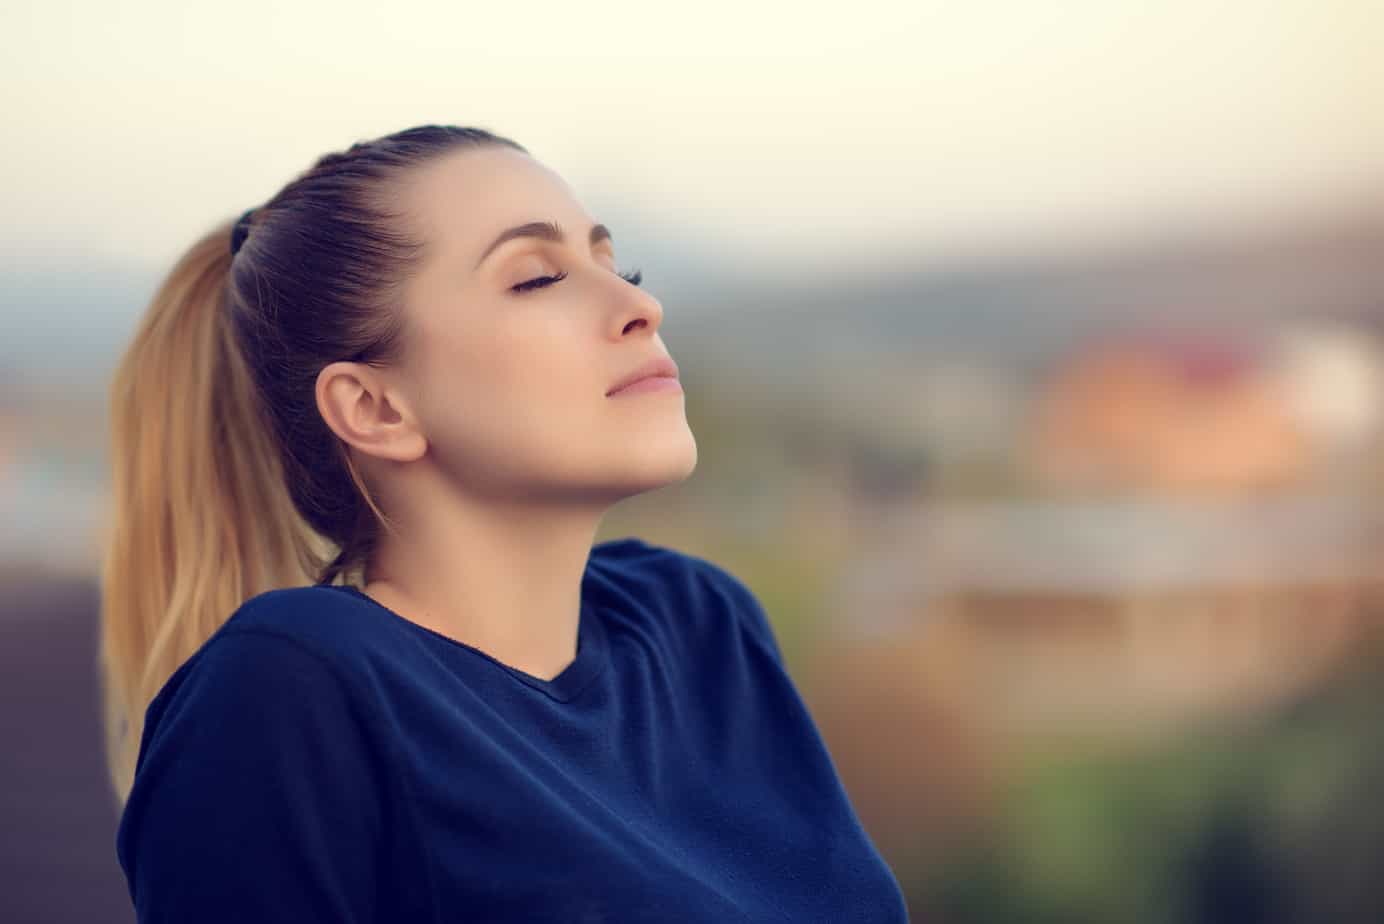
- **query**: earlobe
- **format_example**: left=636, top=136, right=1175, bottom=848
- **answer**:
left=395, top=430, right=428, bottom=462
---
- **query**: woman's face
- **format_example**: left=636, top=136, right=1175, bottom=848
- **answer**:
left=385, top=145, right=697, bottom=504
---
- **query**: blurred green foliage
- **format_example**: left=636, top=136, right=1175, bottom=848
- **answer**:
left=916, top=626, right=1384, bottom=923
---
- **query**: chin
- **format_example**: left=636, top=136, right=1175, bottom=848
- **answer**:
left=617, top=431, right=698, bottom=494
left=666, top=437, right=699, bottom=483
left=652, top=435, right=700, bottom=483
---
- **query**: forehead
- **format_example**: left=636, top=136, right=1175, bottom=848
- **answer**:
left=399, top=146, right=594, bottom=263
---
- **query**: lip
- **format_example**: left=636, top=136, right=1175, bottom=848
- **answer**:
left=606, top=356, right=680, bottom=397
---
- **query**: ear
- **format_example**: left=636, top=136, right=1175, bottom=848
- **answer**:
left=315, top=361, right=427, bottom=463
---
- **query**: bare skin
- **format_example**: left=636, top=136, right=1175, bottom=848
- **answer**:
left=313, top=146, right=698, bottom=681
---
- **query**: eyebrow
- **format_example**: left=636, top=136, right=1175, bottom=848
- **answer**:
left=474, top=220, right=613, bottom=269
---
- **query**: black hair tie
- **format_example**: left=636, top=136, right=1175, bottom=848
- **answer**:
left=230, top=208, right=257, bottom=256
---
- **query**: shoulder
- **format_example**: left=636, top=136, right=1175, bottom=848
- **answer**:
left=148, top=584, right=385, bottom=718
left=587, top=535, right=750, bottom=604
left=131, top=601, right=391, bottom=791
left=119, top=595, right=399, bottom=916
left=588, top=536, right=784, bottom=664
left=215, top=583, right=389, bottom=664
left=140, top=586, right=384, bottom=737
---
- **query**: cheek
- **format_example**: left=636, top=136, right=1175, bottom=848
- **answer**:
left=418, top=321, right=599, bottom=440
left=415, top=311, right=527, bottom=393
left=486, top=318, right=595, bottom=401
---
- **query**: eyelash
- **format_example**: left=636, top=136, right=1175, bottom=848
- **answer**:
left=510, top=267, right=643, bottom=294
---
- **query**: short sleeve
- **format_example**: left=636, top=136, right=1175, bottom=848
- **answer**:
left=117, top=630, right=391, bottom=924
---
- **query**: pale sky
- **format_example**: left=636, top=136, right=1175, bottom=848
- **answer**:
left=3, top=0, right=1382, bottom=277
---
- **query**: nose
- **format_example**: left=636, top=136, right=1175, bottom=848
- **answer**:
left=612, top=280, right=664, bottom=338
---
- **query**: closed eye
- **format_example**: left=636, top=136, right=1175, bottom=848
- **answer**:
left=510, top=268, right=642, bottom=294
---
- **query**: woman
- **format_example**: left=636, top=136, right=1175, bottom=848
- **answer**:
left=102, top=124, right=909, bottom=922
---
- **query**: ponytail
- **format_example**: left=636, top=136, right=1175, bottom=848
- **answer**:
left=98, top=217, right=331, bottom=806
left=98, top=124, right=527, bottom=807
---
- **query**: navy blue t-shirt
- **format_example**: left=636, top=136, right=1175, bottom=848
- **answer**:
left=116, top=537, right=909, bottom=922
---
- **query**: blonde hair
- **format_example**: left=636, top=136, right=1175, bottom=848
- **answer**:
left=98, top=219, right=335, bottom=804
left=98, top=125, right=526, bottom=806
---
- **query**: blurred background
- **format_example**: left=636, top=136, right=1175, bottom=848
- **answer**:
left=3, top=1, right=1383, bottom=921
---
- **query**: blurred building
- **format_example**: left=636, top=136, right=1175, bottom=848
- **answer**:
left=811, top=322, right=1384, bottom=855
left=1023, top=322, right=1384, bottom=497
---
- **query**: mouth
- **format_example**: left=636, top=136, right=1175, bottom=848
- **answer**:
left=606, top=356, right=681, bottom=397
left=607, top=375, right=683, bottom=397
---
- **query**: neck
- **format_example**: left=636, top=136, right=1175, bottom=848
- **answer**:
left=361, top=481, right=605, bottom=682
